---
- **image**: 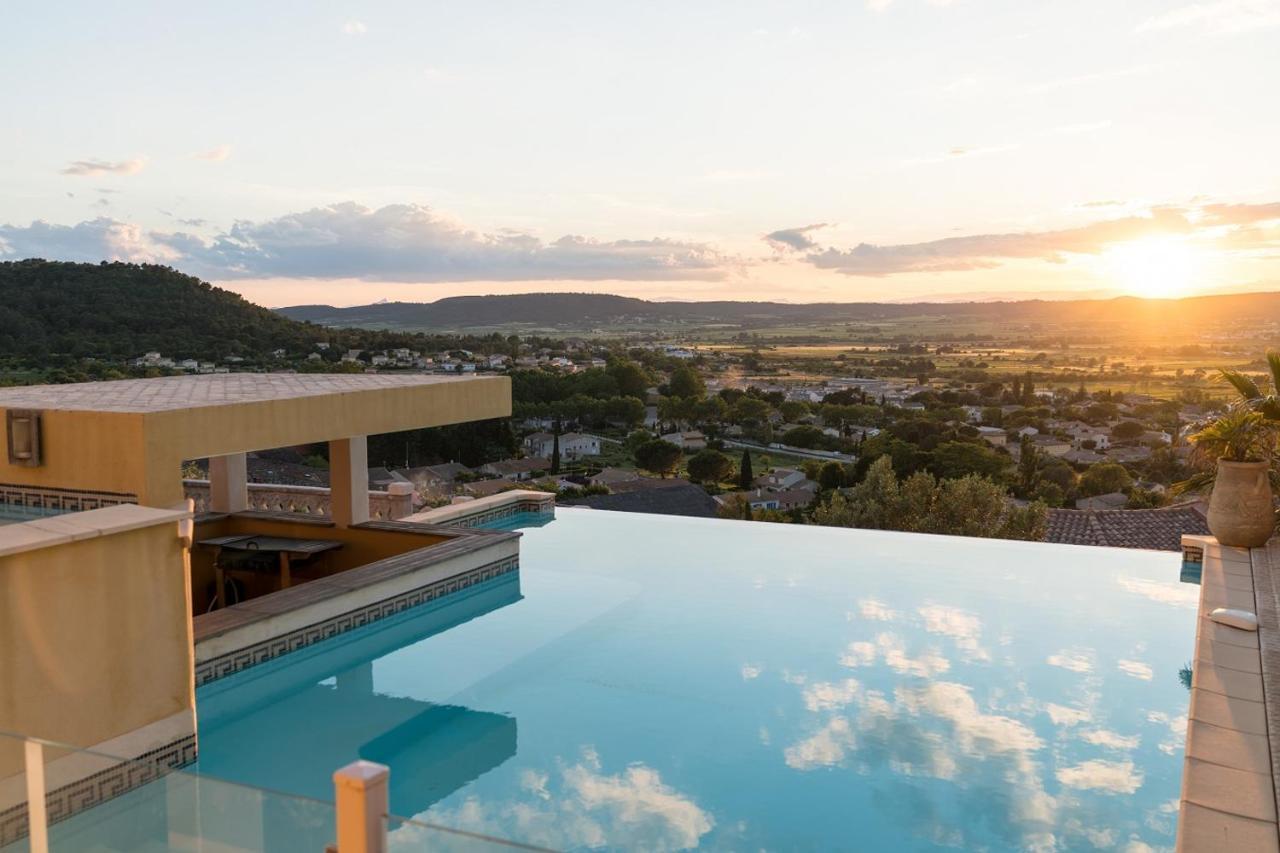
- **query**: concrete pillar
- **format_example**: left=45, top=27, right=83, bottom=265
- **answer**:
left=208, top=453, right=248, bottom=513
left=333, top=760, right=389, bottom=853
left=330, top=437, right=369, bottom=527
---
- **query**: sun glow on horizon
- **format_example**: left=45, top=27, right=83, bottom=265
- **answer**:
left=1102, top=236, right=1205, bottom=298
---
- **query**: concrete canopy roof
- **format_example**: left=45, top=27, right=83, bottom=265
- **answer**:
left=0, top=373, right=496, bottom=414
left=0, top=374, right=511, bottom=506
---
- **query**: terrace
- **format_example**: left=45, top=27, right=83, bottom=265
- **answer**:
left=0, top=372, right=1275, bottom=852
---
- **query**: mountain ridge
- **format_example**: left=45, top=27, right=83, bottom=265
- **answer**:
left=277, top=289, right=1280, bottom=332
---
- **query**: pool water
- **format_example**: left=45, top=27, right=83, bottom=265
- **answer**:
left=473, top=509, right=556, bottom=531
left=195, top=509, right=1196, bottom=851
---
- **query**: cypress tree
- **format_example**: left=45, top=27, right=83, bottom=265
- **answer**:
left=551, top=418, right=562, bottom=474
left=739, top=449, right=753, bottom=488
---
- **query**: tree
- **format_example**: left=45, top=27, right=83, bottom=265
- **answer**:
left=1017, top=435, right=1041, bottom=496
left=1111, top=420, right=1146, bottom=441
left=929, top=441, right=1012, bottom=481
left=551, top=427, right=561, bottom=475
left=634, top=439, right=682, bottom=478
left=812, top=456, right=1046, bottom=541
left=1079, top=462, right=1133, bottom=496
left=739, top=450, right=754, bottom=488
left=608, top=360, right=650, bottom=399
left=817, top=460, right=846, bottom=490
left=668, top=366, right=705, bottom=399
left=687, top=449, right=734, bottom=484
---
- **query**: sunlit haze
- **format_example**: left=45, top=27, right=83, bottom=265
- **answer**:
left=2, top=1, right=1279, bottom=305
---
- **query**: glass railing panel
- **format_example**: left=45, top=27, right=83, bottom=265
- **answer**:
left=0, top=731, right=336, bottom=852
left=385, top=813, right=552, bottom=852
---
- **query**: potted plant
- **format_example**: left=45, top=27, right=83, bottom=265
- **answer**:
left=1178, top=407, right=1277, bottom=547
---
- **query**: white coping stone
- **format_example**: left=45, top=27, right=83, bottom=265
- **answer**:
left=1212, top=608, right=1260, bottom=631
left=1177, top=535, right=1280, bottom=852
left=0, top=504, right=191, bottom=558
left=403, top=489, right=553, bottom=525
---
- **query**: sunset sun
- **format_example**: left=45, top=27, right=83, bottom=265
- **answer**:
left=1102, top=236, right=1203, bottom=298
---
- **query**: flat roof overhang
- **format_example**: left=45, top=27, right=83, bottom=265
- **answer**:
left=0, top=374, right=511, bottom=505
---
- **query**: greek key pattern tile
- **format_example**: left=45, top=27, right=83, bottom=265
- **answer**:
left=447, top=501, right=554, bottom=529
left=0, top=482, right=136, bottom=516
left=195, top=556, right=519, bottom=686
left=0, top=733, right=196, bottom=847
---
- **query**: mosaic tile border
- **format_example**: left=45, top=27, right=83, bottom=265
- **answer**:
left=446, top=500, right=554, bottom=529
left=195, top=555, right=519, bottom=686
left=0, top=733, right=196, bottom=847
left=0, top=482, right=137, bottom=515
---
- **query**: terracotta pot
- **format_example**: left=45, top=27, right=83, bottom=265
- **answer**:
left=1206, top=459, right=1274, bottom=548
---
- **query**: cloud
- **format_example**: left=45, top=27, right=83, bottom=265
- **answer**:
left=0, top=218, right=178, bottom=264
left=416, top=749, right=714, bottom=852
left=1116, top=575, right=1200, bottom=608
left=193, top=144, right=232, bottom=162
left=1056, top=759, right=1144, bottom=794
left=866, top=0, right=895, bottom=11
left=740, top=664, right=762, bottom=680
left=59, top=158, right=146, bottom=177
left=917, top=604, right=989, bottom=661
left=1137, top=0, right=1280, bottom=34
left=838, top=633, right=950, bottom=677
left=1080, top=729, right=1140, bottom=750
left=1, top=202, right=731, bottom=283
left=1045, top=703, right=1092, bottom=726
left=1047, top=651, right=1094, bottom=673
left=802, top=678, right=862, bottom=711
left=1117, top=659, right=1154, bottom=680
left=772, top=200, right=1280, bottom=277
left=343, top=20, right=367, bottom=34
left=855, top=598, right=898, bottom=621
left=765, top=223, right=830, bottom=251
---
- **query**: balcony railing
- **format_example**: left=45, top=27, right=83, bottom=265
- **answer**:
left=183, top=479, right=414, bottom=520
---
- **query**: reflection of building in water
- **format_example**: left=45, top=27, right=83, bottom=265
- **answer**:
left=196, top=574, right=522, bottom=819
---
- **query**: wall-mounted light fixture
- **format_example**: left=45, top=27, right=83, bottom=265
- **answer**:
left=6, top=409, right=42, bottom=467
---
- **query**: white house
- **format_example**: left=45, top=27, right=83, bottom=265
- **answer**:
left=660, top=430, right=707, bottom=451
left=976, top=426, right=1008, bottom=447
left=523, top=432, right=602, bottom=459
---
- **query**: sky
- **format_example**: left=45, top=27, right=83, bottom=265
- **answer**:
left=1, top=0, right=1278, bottom=307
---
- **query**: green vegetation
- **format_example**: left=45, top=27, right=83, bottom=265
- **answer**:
left=812, top=457, right=1047, bottom=541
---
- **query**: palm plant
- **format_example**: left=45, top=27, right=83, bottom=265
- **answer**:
left=1174, top=406, right=1280, bottom=495
left=1220, top=351, right=1280, bottom=420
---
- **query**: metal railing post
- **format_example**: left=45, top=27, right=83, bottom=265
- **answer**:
left=333, top=759, right=389, bottom=853
left=24, top=739, right=48, bottom=853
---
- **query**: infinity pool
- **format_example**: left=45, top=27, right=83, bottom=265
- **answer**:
left=195, top=509, right=1196, bottom=850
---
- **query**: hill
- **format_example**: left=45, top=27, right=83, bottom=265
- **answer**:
left=0, top=260, right=429, bottom=363
left=278, top=290, right=1280, bottom=334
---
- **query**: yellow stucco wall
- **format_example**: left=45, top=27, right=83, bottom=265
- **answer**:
left=0, top=375, right=512, bottom=508
left=0, top=409, right=147, bottom=498
left=0, top=519, right=194, bottom=775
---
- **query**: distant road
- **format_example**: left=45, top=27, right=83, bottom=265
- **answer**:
left=720, top=438, right=856, bottom=464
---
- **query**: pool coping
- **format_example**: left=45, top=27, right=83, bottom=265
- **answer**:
left=1176, top=535, right=1280, bottom=852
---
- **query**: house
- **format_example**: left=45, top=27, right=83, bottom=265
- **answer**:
left=479, top=458, right=551, bottom=481
left=560, top=480, right=718, bottom=517
left=1075, top=492, right=1129, bottom=511
left=1030, top=435, right=1072, bottom=457
left=660, top=431, right=707, bottom=450
left=1045, top=502, right=1209, bottom=550
left=589, top=467, right=641, bottom=488
left=1017, top=426, right=1039, bottom=438
left=718, top=488, right=814, bottom=512
left=754, top=468, right=809, bottom=491
left=461, top=477, right=522, bottom=498
left=523, top=432, right=602, bottom=459
left=976, top=426, right=1007, bottom=447
left=1063, top=448, right=1107, bottom=466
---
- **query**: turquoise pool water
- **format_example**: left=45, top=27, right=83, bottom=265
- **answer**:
left=472, top=509, right=556, bottom=531
left=192, top=509, right=1195, bottom=851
